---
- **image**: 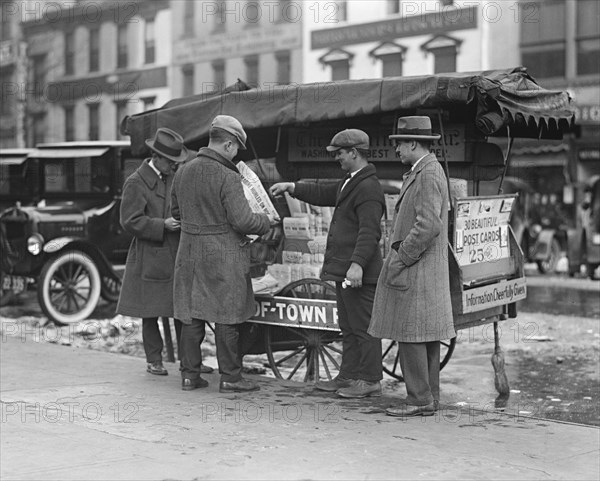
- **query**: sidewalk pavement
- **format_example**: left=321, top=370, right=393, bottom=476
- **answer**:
left=1, top=332, right=599, bottom=481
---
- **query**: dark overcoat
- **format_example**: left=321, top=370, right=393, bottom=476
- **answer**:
left=116, top=160, right=180, bottom=318
left=293, top=164, right=385, bottom=284
left=368, top=155, right=456, bottom=342
left=171, top=147, right=270, bottom=324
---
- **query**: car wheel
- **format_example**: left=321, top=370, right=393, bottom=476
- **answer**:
left=537, top=238, right=560, bottom=274
left=101, top=275, right=121, bottom=302
left=38, top=250, right=101, bottom=325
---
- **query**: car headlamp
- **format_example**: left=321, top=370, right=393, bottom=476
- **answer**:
left=27, top=234, right=44, bottom=256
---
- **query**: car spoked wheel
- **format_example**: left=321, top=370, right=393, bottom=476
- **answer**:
left=101, top=274, right=121, bottom=302
left=38, top=251, right=101, bottom=325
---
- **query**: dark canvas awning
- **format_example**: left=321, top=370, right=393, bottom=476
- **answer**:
left=123, top=67, right=575, bottom=156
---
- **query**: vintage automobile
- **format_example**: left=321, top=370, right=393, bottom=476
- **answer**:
left=0, top=148, right=36, bottom=211
left=0, top=141, right=144, bottom=322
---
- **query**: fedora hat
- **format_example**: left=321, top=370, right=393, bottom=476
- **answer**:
left=211, top=115, right=247, bottom=150
left=389, top=116, right=441, bottom=141
left=145, top=127, right=190, bottom=163
left=326, top=129, right=370, bottom=152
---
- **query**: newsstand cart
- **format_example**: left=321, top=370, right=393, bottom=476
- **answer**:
left=124, top=67, right=574, bottom=391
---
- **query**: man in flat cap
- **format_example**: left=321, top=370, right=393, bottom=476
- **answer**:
left=270, top=129, right=385, bottom=398
left=172, top=115, right=274, bottom=393
left=117, top=127, right=190, bottom=377
left=369, top=116, right=456, bottom=417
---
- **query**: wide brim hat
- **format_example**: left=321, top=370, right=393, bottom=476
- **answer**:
left=211, top=115, right=247, bottom=150
left=389, top=116, right=441, bottom=141
left=326, top=129, right=370, bottom=152
left=145, top=127, right=190, bottom=162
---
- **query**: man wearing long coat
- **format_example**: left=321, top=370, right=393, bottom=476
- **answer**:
left=369, top=116, right=456, bottom=417
left=171, top=115, right=271, bottom=393
left=117, top=127, right=189, bottom=376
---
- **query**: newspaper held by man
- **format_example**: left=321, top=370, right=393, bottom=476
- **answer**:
left=238, top=161, right=280, bottom=241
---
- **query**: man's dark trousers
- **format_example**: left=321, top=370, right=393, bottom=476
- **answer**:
left=142, top=317, right=182, bottom=363
left=336, top=283, right=382, bottom=382
left=180, top=319, right=206, bottom=380
left=215, top=322, right=257, bottom=382
left=398, top=341, right=440, bottom=405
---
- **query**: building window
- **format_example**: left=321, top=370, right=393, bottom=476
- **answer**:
left=369, top=42, right=406, bottom=77
left=32, top=114, right=45, bottom=145
left=576, top=0, right=600, bottom=76
left=31, top=54, right=46, bottom=99
left=142, top=96, right=156, bottom=111
left=212, top=60, right=225, bottom=90
left=336, top=1, right=347, bottom=22
left=65, top=30, right=75, bottom=76
left=244, top=55, right=259, bottom=87
left=89, top=28, right=99, bottom=72
left=117, top=23, right=128, bottom=69
left=421, top=35, right=461, bottom=74
left=64, top=106, right=75, bottom=141
left=276, top=51, right=291, bottom=84
left=244, top=1, right=260, bottom=26
left=115, top=101, right=127, bottom=139
left=277, top=0, right=292, bottom=23
left=520, top=1, right=566, bottom=79
left=1, top=10, right=10, bottom=41
left=144, top=18, right=155, bottom=64
left=319, top=48, right=353, bottom=81
left=183, top=1, right=195, bottom=37
left=182, top=64, right=194, bottom=96
left=387, top=0, right=399, bottom=14
left=88, top=104, right=99, bottom=140
left=214, top=0, right=226, bottom=32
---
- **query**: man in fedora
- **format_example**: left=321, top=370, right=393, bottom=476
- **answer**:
left=117, top=127, right=197, bottom=378
left=270, top=129, right=385, bottom=398
left=171, top=115, right=274, bottom=393
left=369, top=116, right=456, bottom=417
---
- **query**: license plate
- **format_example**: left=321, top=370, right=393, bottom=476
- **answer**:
left=1, top=274, right=26, bottom=294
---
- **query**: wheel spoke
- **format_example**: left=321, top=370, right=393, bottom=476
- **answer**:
left=71, top=264, right=84, bottom=282
left=321, top=345, right=341, bottom=370
left=274, top=347, right=306, bottom=366
left=287, top=350, right=308, bottom=380
left=383, top=341, right=396, bottom=357
left=303, top=349, right=314, bottom=382
left=319, top=349, right=333, bottom=380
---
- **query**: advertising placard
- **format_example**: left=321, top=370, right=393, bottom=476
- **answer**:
left=454, top=195, right=517, bottom=267
left=462, top=277, right=527, bottom=313
left=252, top=296, right=339, bottom=331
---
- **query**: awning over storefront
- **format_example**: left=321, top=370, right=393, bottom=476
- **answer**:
left=123, top=67, right=575, bottom=156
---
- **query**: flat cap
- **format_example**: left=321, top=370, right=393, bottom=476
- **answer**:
left=211, top=115, right=247, bottom=150
left=326, top=129, right=370, bottom=152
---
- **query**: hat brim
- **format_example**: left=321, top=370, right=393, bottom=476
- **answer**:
left=389, top=134, right=441, bottom=141
left=145, top=139, right=190, bottom=163
left=326, top=145, right=342, bottom=152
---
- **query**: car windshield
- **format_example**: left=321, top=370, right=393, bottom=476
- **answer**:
left=43, top=156, right=110, bottom=194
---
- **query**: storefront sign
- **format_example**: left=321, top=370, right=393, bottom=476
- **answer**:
left=252, top=296, right=339, bottom=331
left=288, top=125, right=465, bottom=162
left=462, top=277, right=527, bottom=314
left=174, top=24, right=301, bottom=64
left=454, top=195, right=516, bottom=267
left=311, top=5, right=477, bottom=50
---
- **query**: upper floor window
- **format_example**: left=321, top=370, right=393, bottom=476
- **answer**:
left=145, top=18, right=155, bottom=64
left=369, top=42, right=406, bottom=77
left=276, top=51, right=291, bottom=84
left=142, top=96, right=156, bottom=111
left=387, top=0, right=399, bottom=14
left=421, top=35, right=461, bottom=74
left=31, top=54, right=46, bottom=98
left=576, top=0, right=600, bottom=76
left=520, top=1, right=566, bottom=78
left=212, top=60, right=225, bottom=90
left=182, top=64, right=194, bottom=97
left=89, top=28, right=99, bottom=72
left=319, top=48, right=353, bottom=81
left=117, top=23, right=128, bottom=69
left=183, top=1, right=195, bottom=37
left=115, top=100, right=127, bottom=139
left=64, top=105, right=75, bottom=141
left=244, top=1, right=260, bottom=27
left=336, top=1, right=347, bottom=22
left=64, top=30, right=75, bottom=75
left=244, top=55, right=259, bottom=86
left=214, top=0, right=226, bottom=32
left=88, top=103, right=99, bottom=140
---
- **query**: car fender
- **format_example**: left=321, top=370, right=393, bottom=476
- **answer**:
left=43, top=237, right=78, bottom=254
left=42, top=238, right=115, bottom=276
left=531, top=229, right=556, bottom=260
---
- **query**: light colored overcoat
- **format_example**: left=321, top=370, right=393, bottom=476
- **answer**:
left=117, top=160, right=179, bottom=318
left=171, top=147, right=270, bottom=324
left=368, top=154, right=456, bottom=342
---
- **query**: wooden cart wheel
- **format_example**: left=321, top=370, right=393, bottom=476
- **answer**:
left=264, top=279, right=343, bottom=383
left=382, top=337, right=457, bottom=381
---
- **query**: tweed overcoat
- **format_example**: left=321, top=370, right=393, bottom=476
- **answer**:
left=116, top=160, right=180, bottom=318
left=171, top=147, right=270, bottom=324
left=368, top=154, right=456, bottom=343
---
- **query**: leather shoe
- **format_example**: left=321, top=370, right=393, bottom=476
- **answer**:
left=219, top=379, right=260, bottom=393
left=182, top=377, right=209, bottom=391
left=315, top=376, right=354, bottom=392
left=200, top=364, right=214, bottom=374
left=146, top=361, right=168, bottom=376
left=386, top=402, right=436, bottom=417
left=337, top=380, right=382, bottom=398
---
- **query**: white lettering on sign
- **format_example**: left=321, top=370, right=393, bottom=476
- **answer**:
left=252, top=296, right=339, bottom=331
left=454, top=196, right=514, bottom=267
left=462, top=277, right=527, bottom=314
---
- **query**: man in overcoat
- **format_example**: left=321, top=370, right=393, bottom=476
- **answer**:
left=171, top=115, right=273, bottom=393
left=270, top=129, right=385, bottom=398
left=117, top=128, right=189, bottom=377
left=368, top=116, right=456, bottom=417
